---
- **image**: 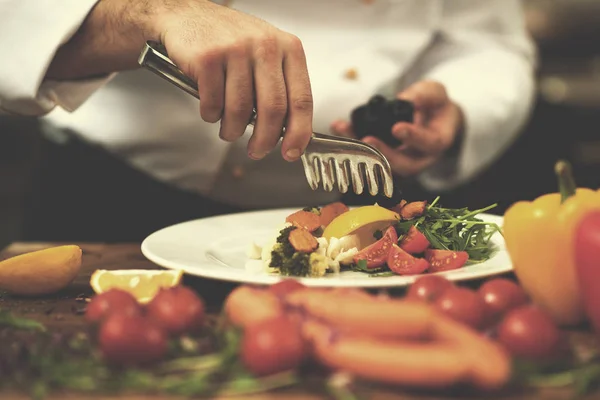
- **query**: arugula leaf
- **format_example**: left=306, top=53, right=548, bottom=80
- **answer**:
left=0, top=309, right=46, bottom=332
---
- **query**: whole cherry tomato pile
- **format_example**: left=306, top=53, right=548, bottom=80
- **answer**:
left=406, top=275, right=567, bottom=362
left=85, top=285, right=205, bottom=366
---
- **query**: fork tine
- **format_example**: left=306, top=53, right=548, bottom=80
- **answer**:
left=349, top=160, right=364, bottom=195
left=334, top=160, right=349, bottom=194
left=312, top=157, right=321, bottom=186
left=320, top=158, right=335, bottom=192
left=301, top=154, right=319, bottom=190
left=365, top=163, right=379, bottom=196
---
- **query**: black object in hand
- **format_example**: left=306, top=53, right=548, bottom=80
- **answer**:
left=350, top=95, right=414, bottom=147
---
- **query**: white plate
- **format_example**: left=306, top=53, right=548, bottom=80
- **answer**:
left=141, top=208, right=512, bottom=288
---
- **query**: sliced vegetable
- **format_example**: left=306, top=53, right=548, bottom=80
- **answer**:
left=387, top=244, right=430, bottom=275
left=288, top=228, right=319, bottom=253
left=399, top=201, right=427, bottom=220
left=425, top=249, right=468, bottom=272
left=319, top=202, right=349, bottom=227
left=285, top=210, right=322, bottom=232
left=352, top=226, right=397, bottom=269
left=399, top=226, right=430, bottom=254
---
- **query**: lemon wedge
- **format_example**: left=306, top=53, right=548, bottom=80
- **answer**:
left=0, top=245, right=82, bottom=296
left=90, top=269, right=183, bottom=303
left=322, top=205, right=399, bottom=246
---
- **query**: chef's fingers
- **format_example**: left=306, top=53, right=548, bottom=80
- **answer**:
left=247, top=43, right=288, bottom=160
left=362, top=136, right=434, bottom=177
left=330, top=120, right=356, bottom=139
left=196, top=52, right=226, bottom=123
left=397, top=80, right=448, bottom=112
left=279, top=36, right=313, bottom=162
left=391, top=122, right=448, bottom=155
left=219, top=52, right=254, bottom=142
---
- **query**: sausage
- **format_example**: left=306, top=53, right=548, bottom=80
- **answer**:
left=400, top=201, right=428, bottom=220
left=319, top=202, right=350, bottom=227
left=224, top=286, right=283, bottom=328
left=285, top=210, right=322, bottom=232
left=289, top=228, right=319, bottom=253
left=304, top=320, right=510, bottom=391
left=285, top=289, right=436, bottom=339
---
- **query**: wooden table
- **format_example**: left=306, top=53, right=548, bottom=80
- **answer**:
left=0, top=242, right=598, bottom=400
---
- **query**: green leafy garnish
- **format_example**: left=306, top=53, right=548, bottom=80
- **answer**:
left=394, top=196, right=502, bottom=263
left=0, top=309, right=46, bottom=332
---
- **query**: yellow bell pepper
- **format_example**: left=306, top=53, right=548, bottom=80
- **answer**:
left=503, top=160, right=600, bottom=326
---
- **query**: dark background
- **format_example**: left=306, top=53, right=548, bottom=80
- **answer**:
left=2, top=0, right=600, bottom=249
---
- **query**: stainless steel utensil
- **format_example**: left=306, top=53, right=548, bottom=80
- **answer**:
left=138, top=41, right=394, bottom=197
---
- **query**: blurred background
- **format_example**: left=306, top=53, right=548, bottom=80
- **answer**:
left=2, top=0, right=600, bottom=249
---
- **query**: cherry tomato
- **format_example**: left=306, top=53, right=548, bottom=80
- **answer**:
left=406, top=275, right=454, bottom=302
left=478, top=278, right=529, bottom=320
left=387, top=244, right=430, bottom=275
left=146, top=286, right=205, bottom=336
left=434, top=287, right=486, bottom=329
left=399, top=226, right=430, bottom=254
left=270, top=279, right=306, bottom=297
left=99, top=313, right=168, bottom=366
left=497, top=305, right=564, bottom=361
left=425, top=249, right=469, bottom=272
left=85, top=289, right=142, bottom=324
left=241, top=316, right=306, bottom=376
left=353, top=226, right=397, bottom=269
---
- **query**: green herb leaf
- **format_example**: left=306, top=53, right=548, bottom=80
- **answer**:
left=0, top=310, right=46, bottom=332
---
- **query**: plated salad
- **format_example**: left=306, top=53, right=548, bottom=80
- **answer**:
left=247, top=197, right=502, bottom=278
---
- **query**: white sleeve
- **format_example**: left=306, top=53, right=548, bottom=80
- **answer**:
left=0, top=0, right=113, bottom=116
left=412, top=0, right=537, bottom=191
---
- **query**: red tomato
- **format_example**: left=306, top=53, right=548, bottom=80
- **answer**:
left=425, top=249, right=469, bottom=272
left=399, top=226, right=430, bottom=254
left=146, top=286, right=206, bottom=336
left=478, top=278, right=529, bottom=320
left=434, top=287, right=487, bottom=329
left=270, top=279, right=306, bottom=297
left=353, top=226, right=398, bottom=269
left=575, top=211, right=600, bottom=335
left=497, top=305, right=565, bottom=361
left=406, top=275, right=454, bottom=302
left=99, top=314, right=168, bottom=366
left=387, top=244, right=430, bottom=275
left=241, top=316, right=306, bottom=376
left=85, top=289, right=142, bottom=324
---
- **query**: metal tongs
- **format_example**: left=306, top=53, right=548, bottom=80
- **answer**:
left=138, top=41, right=394, bottom=197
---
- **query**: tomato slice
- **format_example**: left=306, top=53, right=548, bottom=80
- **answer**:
left=353, top=226, right=397, bottom=269
left=399, top=226, right=430, bottom=254
left=425, top=249, right=469, bottom=272
left=387, top=244, right=430, bottom=275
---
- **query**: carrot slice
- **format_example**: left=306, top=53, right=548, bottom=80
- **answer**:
left=286, top=210, right=321, bottom=232
left=289, top=228, right=319, bottom=253
left=319, top=202, right=350, bottom=227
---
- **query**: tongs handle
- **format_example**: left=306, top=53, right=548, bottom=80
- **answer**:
left=138, top=41, right=258, bottom=124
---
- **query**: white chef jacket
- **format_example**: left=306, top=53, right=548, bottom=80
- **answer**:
left=0, top=0, right=536, bottom=208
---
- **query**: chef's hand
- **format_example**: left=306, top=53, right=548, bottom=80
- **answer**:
left=47, top=0, right=313, bottom=162
left=330, top=81, right=464, bottom=177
